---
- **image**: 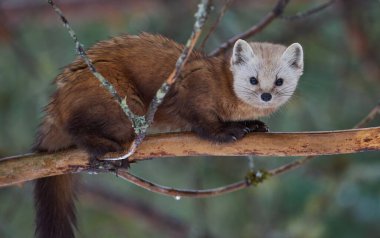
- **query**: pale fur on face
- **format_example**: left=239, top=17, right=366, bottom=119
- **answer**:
left=230, top=39, right=303, bottom=109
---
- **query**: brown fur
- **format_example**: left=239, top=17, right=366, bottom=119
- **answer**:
left=34, top=175, right=77, bottom=238
left=33, top=33, right=270, bottom=238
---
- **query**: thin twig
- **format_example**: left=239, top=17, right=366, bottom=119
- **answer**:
left=280, top=0, right=335, bottom=21
left=116, top=169, right=249, bottom=198
left=269, top=156, right=313, bottom=176
left=209, top=0, right=290, bottom=57
left=354, top=102, right=380, bottom=128
left=47, top=0, right=145, bottom=134
left=282, top=0, right=334, bottom=20
left=111, top=103, right=380, bottom=198
left=199, top=0, right=234, bottom=51
left=109, top=0, right=212, bottom=161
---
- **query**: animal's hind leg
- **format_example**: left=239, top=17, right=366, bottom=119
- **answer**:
left=73, top=134, right=125, bottom=160
left=66, top=105, right=134, bottom=161
left=64, top=74, right=147, bottom=164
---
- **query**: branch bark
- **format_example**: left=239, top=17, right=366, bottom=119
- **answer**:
left=1, top=127, right=380, bottom=188
left=111, top=102, right=380, bottom=198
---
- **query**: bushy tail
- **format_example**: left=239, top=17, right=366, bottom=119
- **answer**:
left=33, top=105, right=77, bottom=238
left=34, top=175, right=77, bottom=238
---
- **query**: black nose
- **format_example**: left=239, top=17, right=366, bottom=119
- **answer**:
left=261, top=93, right=272, bottom=102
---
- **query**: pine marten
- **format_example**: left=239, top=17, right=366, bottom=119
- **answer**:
left=33, top=33, right=304, bottom=238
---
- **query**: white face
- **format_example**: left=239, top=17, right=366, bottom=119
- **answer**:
left=230, top=39, right=304, bottom=109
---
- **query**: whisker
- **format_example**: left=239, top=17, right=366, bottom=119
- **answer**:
left=276, top=84, right=297, bottom=94
left=238, top=86, right=259, bottom=98
left=276, top=90, right=293, bottom=97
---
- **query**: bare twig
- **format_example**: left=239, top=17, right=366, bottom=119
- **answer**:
left=110, top=0, right=212, bottom=161
left=209, top=0, right=290, bottom=57
left=116, top=169, right=250, bottom=198
left=199, top=0, right=234, bottom=51
left=355, top=102, right=380, bottom=128
left=280, top=0, right=335, bottom=21
left=2, top=127, right=380, bottom=188
left=269, top=156, right=313, bottom=176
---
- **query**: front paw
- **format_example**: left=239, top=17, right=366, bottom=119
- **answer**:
left=244, top=120, right=269, bottom=132
left=211, top=124, right=250, bottom=143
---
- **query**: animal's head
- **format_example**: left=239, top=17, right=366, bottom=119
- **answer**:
left=230, top=39, right=303, bottom=109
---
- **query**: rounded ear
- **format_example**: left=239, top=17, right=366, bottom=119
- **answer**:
left=231, top=39, right=255, bottom=66
left=281, top=43, right=304, bottom=71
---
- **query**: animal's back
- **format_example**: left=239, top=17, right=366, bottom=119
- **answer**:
left=33, top=33, right=202, bottom=238
left=34, top=33, right=200, bottom=153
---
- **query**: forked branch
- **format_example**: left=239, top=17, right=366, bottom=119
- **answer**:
left=208, top=0, right=335, bottom=56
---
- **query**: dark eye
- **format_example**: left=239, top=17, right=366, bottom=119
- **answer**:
left=250, top=77, right=258, bottom=85
left=275, top=78, right=284, bottom=86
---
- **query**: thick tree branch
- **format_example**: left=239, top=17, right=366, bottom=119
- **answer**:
left=269, top=102, right=380, bottom=176
left=1, top=127, right=380, bottom=188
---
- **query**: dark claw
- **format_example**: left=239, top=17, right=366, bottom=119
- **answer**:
left=245, top=120, right=269, bottom=133
left=120, top=159, right=130, bottom=168
left=256, top=124, right=269, bottom=132
left=194, top=122, right=251, bottom=143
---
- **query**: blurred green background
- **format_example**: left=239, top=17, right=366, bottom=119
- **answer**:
left=1, top=0, right=380, bottom=237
